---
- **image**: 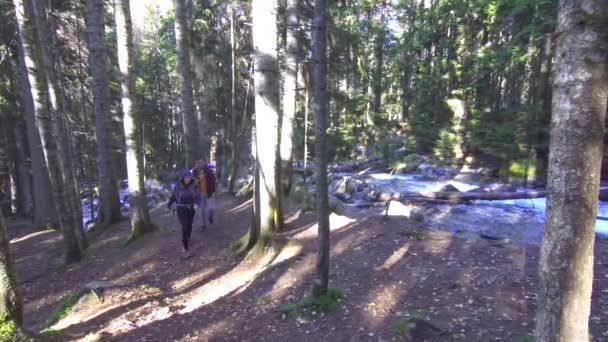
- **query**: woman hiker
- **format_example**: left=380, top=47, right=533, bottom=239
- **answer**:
left=167, top=168, right=200, bottom=259
left=192, top=158, right=217, bottom=230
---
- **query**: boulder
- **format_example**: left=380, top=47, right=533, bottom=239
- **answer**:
left=333, top=192, right=352, bottom=202
left=438, top=184, right=461, bottom=193
left=385, top=201, right=426, bottom=221
left=329, top=195, right=348, bottom=215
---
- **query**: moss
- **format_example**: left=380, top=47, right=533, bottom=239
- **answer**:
left=231, top=231, right=251, bottom=254
left=0, top=314, right=17, bottom=342
left=125, top=221, right=158, bottom=246
left=246, top=232, right=286, bottom=259
left=390, top=318, right=416, bottom=338
left=275, top=288, right=345, bottom=320
left=44, top=290, right=82, bottom=329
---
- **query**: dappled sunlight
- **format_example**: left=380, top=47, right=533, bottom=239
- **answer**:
left=375, top=242, right=412, bottom=271
left=50, top=293, right=136, bottom=331
left=10, top=230, right=58, bottom=245
left=170, top=267, right=217, bottom=292
left=267, top=254, right=315, bottom=300
left=420, top=235, right=453, bottom=255
left=270, top=240, right=303, bottom=267
left=225, top=199, right=252, bottom=215
left=293, top=213, right=357, bottom=240
left=362, top=281, right=408, bottom=328
left=178, top=251, right=277, bottom=315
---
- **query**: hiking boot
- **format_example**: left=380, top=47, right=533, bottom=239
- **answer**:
left=181, top=249, right=191, bottom=260
left=209, top=215, right=214, bottom=224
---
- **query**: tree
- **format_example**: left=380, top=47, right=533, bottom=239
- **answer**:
left=535, top=0, right=608, bottom=341
left=280, top=0, right=299, bottom=194
left=87, top=0, right=122, bottom=229
left=32, top=0, right=87, bottom=250
left=15, top=39, right=57, bottom=229
left=0, top=211, right=28, bottom=340
left=114, top=0, right=156, bottom=241
left=13, top=0, right=83, bottom=263
left=174, top=0, right=201, bottom=166
left=251, top=0, right=283, bottom=240
left=312, top=0, right=330, bottom=296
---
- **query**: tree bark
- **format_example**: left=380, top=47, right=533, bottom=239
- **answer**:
left=15, top=35, right=56, bottom=229
left=33, top=0, right=87, bottom=250
left=312, top=0, right=330, bottom=297
left=13, top=0, right=83, bottom=263
left=87, top=0, right=122, bottom=229
left=12, top=120, right=33, bottom=218
left=174, top=0, right=201, bottom=167
left=281, top=0, right=299, bottom=195
left=535, top=1, right=608, bottom=341
left=252, top=0, right=283, bottom=237
left=114, top=0, right=156, bottom=241
left=0, top=210, right=27, bottom=339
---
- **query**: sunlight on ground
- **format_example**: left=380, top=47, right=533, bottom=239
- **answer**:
left=375, top=242, right=412, bottom=271
left=267, top=254, right=315, bottom=300
left=364, top=281, right=407, bottom=328
left=421, top=236, right=452, bottom=255
left=171, top=268, right=217, bottom=292
left=10, top=230, right=57, bottom=244
left=178, top=252, right=277, bottom=314
left=225, top=199, right=252, bottom=215
left=51, top=294, right=132, bottom=331
left=293, top=213, right=357, bottom=240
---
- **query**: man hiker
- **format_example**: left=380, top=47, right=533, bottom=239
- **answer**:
left=167, top=168, right=200, bottom=259
left=192, top=158, right=216, bottom=230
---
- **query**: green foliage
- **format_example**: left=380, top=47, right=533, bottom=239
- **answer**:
left=45, top=290, right=82, bottom=329
left=276, top=288, right=345, bottom=320
left=499, top=159, right=536, bottom=179
left=0, top=314, right=17, bottom=342
left=390, top=318, right=416, bottom=338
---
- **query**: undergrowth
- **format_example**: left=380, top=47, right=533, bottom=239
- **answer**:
left=275, top=288, right=345, bottom=320
left=43, top=290, right=82, bottom=329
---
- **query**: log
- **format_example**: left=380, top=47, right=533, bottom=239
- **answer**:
left=372, top=190, right=548, bottom=205
left=293, top=156, right=383, bottom=175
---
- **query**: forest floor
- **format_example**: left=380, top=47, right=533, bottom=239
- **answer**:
left=7, top=195, right=608, bottom=341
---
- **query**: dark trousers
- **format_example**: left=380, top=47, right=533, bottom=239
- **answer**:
left=177, top=206, right=195, bottom=250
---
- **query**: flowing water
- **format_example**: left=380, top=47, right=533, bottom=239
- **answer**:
left=366, top=173, right=608, bottom=243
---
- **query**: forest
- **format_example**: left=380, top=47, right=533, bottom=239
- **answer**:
left=0, top=0, right=607, bottom=341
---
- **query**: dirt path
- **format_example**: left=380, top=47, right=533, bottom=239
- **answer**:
left=9, top=195, right=608, bottom=341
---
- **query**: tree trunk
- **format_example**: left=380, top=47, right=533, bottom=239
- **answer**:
left=13, top=0, right=83, bottom=263
left=312, top=0, right=330, bottom=297
left=252, top=0, right=283, bottom=238
left=535, top=1, right=608, bottom=341
left=87, top=0, right=122, bottom=229
left=15, top=35, right=56, bottom=229
left=114, top=0, right=156, bottom=241
left=534, top=33, right=554, bottom=182
left=0, top=129, right=11, bottom=217
left=174, top=0, right=201, bottom=167
left=33, top=0, right=87, bottom=250
left=372, top=9, right=384, bottom=114
left=281, top=0, right=299, bottom=195
left=0, top=210, right=27, bottom=339
left=13, top=121, right=33, bottom=218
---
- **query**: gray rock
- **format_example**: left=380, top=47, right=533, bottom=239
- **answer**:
left=439, top=184, right=461, bottom=193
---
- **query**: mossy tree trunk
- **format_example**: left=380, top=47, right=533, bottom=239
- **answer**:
left=0, top=211, right=28, bottom=340
left=252, top=0, right=283, bottom=240
left=114, top=0, right=156, bottom=241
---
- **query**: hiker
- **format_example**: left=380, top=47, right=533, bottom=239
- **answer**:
left=167, top=168, right=200, bottom=258
left=192, top=158, right=217, bottom=230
